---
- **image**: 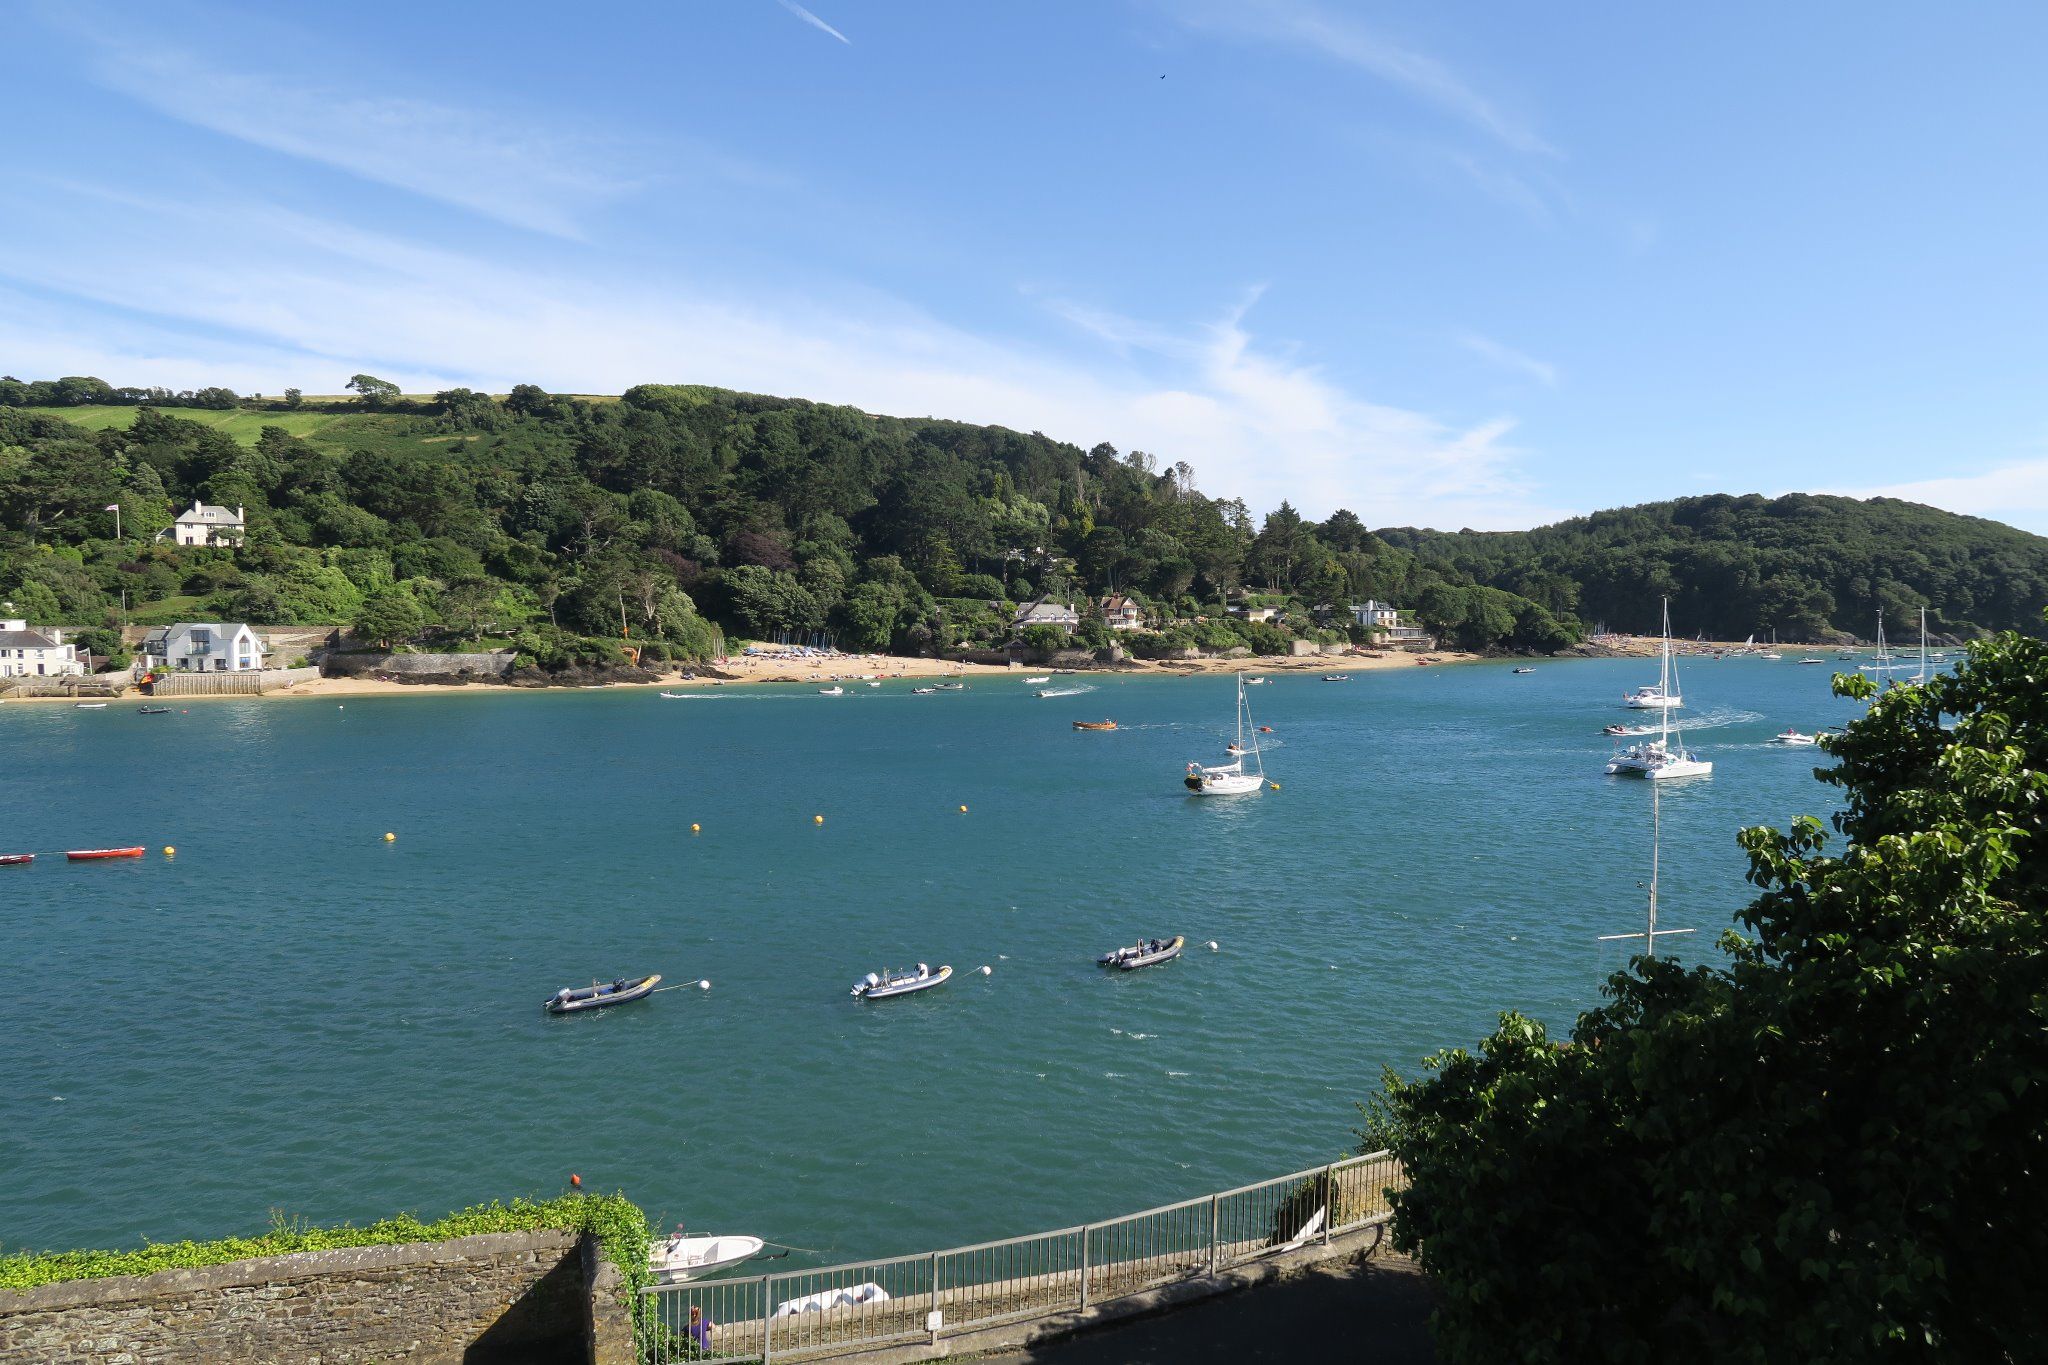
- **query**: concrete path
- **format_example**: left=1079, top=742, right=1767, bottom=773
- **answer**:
left=980, top=1256, right=1434, bottom=1363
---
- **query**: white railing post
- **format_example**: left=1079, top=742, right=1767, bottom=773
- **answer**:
left=1323, top=1163, right=1336, bottom=1245
left=1208, top=1194, right=1220, bottom=1274
left=931, top=1250, right=942, bottom=1343
left=761, top=1273, right=774, bottom=1363
left=1078, top=1225, right=1091, bottom=1311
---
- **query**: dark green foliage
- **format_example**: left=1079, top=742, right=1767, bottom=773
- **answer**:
left=1366, top=621, right=2048, bottom=1362
left=1378, top=492, right=2048, bottom=640
left=3, top=380, right=2042, bottom=669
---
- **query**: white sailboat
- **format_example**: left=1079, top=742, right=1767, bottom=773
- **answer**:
left=1624, top=604, right=1685, bottom=709
left=1608, top=599, right=1712, bottom=780
left=1184, top=675, right=1268, bottom=796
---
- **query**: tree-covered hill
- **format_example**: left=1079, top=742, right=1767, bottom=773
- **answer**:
left=1377, top=493, right=2048, bottom=642
left=2, top=374, right=2043, bottom=670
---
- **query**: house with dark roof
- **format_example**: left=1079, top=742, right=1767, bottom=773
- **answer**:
left=0, top=619, right=83, bottom=678
left=1012, top=598, right=1080, bottom=631
left=1099, top=594, right=1144, bottom=631
left=140, top=623, right=266, bottom=673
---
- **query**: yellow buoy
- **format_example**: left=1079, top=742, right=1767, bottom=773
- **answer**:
left=813, top=814, right=825, bottom=825
left=959, top=805, right=968, bottom=813
left=162, top=845, right=176, bottom=856
left=690, top=823, right=701, bottom=834
left=383, top=832, right=396, bottom=842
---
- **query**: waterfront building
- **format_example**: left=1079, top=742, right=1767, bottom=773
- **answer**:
left=167, top=500, right=247, bottom=547
left=140, top=622, right=266, bottom=672
left=0, top=619, right=84, bottom=677
left=1013, top=598, right=1080, bottom=631
left=1099, top=594, right=1144, bottom=631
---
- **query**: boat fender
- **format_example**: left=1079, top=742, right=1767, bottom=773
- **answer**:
left=698, top=979, right=711, bottom=990
left=979, top=965, right=992, bottom=976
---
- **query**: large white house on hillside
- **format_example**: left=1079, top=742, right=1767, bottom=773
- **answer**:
left=1013, top=598, right=1080, bottom=631
left=165, top=500, right=246, bottom=547
left=1099, top=595, right=1143, bottom=631
left=140, top=623, right=266, bottom=672
left=0, top=619, right=84, bottom=678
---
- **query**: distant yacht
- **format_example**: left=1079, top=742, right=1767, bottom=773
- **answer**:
left=1185, top=675, right=1267, bottom=796
left=1624, top=602, right=1685, bottom=710
left=1608, top=599, right=1712, bottom=781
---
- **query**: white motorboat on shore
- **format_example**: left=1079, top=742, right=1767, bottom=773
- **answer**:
left=851, top=963, right=951, bottom=999
left=649, top=1230, right=766, bottom=1284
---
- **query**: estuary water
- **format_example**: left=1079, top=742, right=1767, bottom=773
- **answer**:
left=2, top=657, right=1877, bottom=1261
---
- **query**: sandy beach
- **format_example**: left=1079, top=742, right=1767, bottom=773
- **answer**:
left=3, top=646, right=1484, bottom=703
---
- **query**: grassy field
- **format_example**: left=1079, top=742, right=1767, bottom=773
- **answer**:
left=23, top=406, right=351, bottom=443
left=124, top=595, right=212, bottom=626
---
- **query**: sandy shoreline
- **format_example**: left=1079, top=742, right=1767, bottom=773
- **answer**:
left=3, top=648, right=1484, bottom=703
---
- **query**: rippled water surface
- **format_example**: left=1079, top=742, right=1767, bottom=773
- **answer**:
left=2, top=658, right=1875, bottom=1259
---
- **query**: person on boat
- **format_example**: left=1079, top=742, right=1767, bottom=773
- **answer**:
left=688, top=1305, right=714, bottom=1350
left=917, top=962, right=929, bottom=979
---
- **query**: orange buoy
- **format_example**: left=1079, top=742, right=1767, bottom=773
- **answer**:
left=570, top=1173, right=582, bottom=1188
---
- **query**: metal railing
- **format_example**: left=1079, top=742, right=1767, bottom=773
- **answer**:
left=639, top=1150, right=1401, bottom=1362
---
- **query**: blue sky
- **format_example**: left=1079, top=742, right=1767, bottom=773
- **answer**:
left=4, top=1, right=2047, bottom=533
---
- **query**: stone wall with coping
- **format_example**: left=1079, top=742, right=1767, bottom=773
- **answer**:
left=323, top=651, right=517, bottom=679
left=0, top=1229, right=634, bottom=1365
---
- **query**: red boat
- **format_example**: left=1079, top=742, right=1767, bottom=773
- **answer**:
left=67, top=847, right=145, bottom=861
left=0, top=853, right=33, bottom=866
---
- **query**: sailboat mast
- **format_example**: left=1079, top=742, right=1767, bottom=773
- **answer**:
left=1918, top=608, right=1929, bottom=685
left=1659, top=598, right=1673, bottom=751
left=1648, top=780, right=1661, bottom=957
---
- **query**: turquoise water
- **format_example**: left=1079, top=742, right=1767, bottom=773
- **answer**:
left=2, top=659, right=1873, bottom=1262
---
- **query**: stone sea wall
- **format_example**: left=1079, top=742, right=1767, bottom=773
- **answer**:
left=0, top=1230, right=632, bottom=1365
left=323, top=651, right=517, bottom=680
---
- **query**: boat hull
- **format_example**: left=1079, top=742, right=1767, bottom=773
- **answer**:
left=650, top=1234, right=765, bottom=1284
left=0, top=854, right=33, bottom=866
left=544, top=974, right=662, bottom=1014
left=854, top=964, right=952, bottom=999
left=1107, top=936, right=1185, bottom=970
left=1189, top=772, right=1263, bottom=795
left=67, top=847, right=144, bottom=861
left=1072, top=721, right=1117, bottom=730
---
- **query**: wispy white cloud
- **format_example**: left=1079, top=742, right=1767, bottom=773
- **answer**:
left=777, top=0, right=850, bottom=44
left=0, top=182, right=1555, bottom=529
left=54, top=24, right=678, bottom=238
left=1168, top=0, right=1554, bottom=157
left=1459, top=332, right=1558, bottom=387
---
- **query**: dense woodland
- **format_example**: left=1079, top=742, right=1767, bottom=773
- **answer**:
left=3, top=374, right=2044, bottom=671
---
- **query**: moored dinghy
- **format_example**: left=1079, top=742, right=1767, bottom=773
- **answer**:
left=649, top=1227, right=766, bottom=1284
left=850, top=963, right=951, bottom=999
left=1098, top=935, right=1184, bottom=970
left=67, top=847, right=144, bottom=860
left=544, top=974, right=661, bottom=1014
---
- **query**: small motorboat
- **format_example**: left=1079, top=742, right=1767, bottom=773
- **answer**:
left=851, top=963, right=951, bottom=999
left=818, top=686, right=844, bottom=696
left=1023, top=676, right=1050, bottom=685
left=138, top=706, right=172, bottom=714
left=1098, top=935, right=1184, bottom=970
left=544, top=974, right=661, bottom=1014
left=74, top=702, right=108, bottom=709
left=649, top=1228, right=765, bottom=1284
left=933, top=682, right=966, bottom=691
left=1072, top=719, right=1117, bottom=731
left=1604, top=723, right=1657, bottom=737
left=1512, top=667, right=1535, bottom=674
left=1771, top=729, right=1819, bottom=747
left=911, top=686, right=937, bottom=694
left=1795, top=658, right=1828, bottom=666
left=0, top=853, right=33, bottom=867
left=67, top=847, right=144, bottom=861
left=1243, top=676, right=1266, bottom=685
left=658, top=691, right=691, bottom=698
left=1321, top=675, right=1348, bottom=682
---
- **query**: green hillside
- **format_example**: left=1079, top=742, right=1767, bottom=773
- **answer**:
left=3, top=376, right=2044, bottom=672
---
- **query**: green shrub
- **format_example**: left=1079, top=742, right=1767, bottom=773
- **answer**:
left=0, top=1192, right=651, bottom=1299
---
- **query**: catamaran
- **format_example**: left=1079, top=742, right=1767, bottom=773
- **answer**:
left=1607, top=599, right=1712, bottom=780
left=1185, top=675, right=1269, bottom=796
left=1623, top=601, right=1685, bottom=709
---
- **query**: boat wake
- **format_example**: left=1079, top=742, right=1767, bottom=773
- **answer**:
left=1667, top=707, right=1765, bottom=734
left=1036, top=684, right=1095, bottom=698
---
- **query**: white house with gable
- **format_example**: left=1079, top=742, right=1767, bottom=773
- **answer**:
left=140, top=623, right=266, bottom=673
left=0, top=619, right=84, bottom=678
left=165, top=501, right=246, bottom=547
left=1013, top=598, right=1080, bottom=631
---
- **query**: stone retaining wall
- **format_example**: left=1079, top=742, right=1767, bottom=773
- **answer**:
left=0, top=1230, right=633, bottom=1365
left=145, top=666, right=322, bottom=696
left=323, top=651, right=516, bottom=680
